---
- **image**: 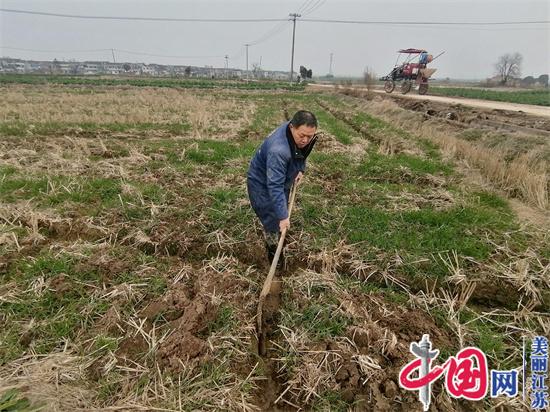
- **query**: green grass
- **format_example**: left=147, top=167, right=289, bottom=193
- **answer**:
left=1, top=290, right=108, bottom=362
left=204, top=186, right=254, bottom=241
left=0, top=174, right=123, bottom=208
left=314, top=108, right=357, bottom=145
left=207, top=305, right=236, bottom=334
left=0, top=248, right=169, bottom=364
left=296, top=129, right=525, bottom=278
left=309, top=151, right=353, bottom=172
left=430, top=87, right=550, bottom=106
left=338, top=274, right=412, bottom=304
left=458, top=309, right=510, bottom=368
left=0, top=165, right=18, bottom=176
left=358, top=151, right=452, bottom=178
left=0, top=171, right=172, bottom=220
left=281, top=303, right=352, bottom=340
left=353, top=112, right=388, bottom=131
left=300, top=150, right=519, bottom=277
left=341, top=204, right=516, bottom=277
left=312, top=390, right=351, bottom=411
left=0, top=389, right=44, bottom=412
left=0, top=73, right=305, bottom=91
left=246, top=98, right=288, bottom=137
left=92, top=335, right=120, bottom=353
left=96, top=372, right=124, bottom=402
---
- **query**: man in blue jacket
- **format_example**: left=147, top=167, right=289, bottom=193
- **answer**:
left=247, top=110, right=318, bottom=267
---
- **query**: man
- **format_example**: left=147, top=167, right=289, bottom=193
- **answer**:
left=247, top=110, right=318, bottom=267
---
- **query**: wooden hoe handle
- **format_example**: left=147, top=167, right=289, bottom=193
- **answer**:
left=256, top=183, right=298, bottom=342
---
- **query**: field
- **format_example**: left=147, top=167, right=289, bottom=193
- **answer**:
left=429, top=86, right=550, bottom=107
left=0, top=74, right=303, bottom=91
left=0, top=80, right=549, bottom=411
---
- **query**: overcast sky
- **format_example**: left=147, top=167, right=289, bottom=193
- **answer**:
left=1, top=0, right=548, bottom=79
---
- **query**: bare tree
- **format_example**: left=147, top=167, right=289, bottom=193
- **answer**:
left=495, top=52, right=522, bottom=85
left=363, top=67, right=377, bottom=99
left=252, top=62, right=262, bottom=79
left=363, top=67, right=376, bottom=89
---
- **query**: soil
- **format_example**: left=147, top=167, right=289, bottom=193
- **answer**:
left=379, top=89, right=550, bottom=120
left=257, top=277, right=282, bottom=356
left=140, top=284, right=191, bottom=321
left=309, top=84, right=550, bottom=119
left=337, top=292, right=457, bottom=411
left=48, top=273, right=73, bottom=297
left=143, top=262, right=250, bottom=372
left=157, top=330, right=208, bottom=370
left=74, top=248, right=136, bottom=285
left=391, top=96, right=550, bottom=135
left=95, top=306, right=121, bottom=335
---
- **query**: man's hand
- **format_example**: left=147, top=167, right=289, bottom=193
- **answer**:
left=295, top=171, right=304, bottom=185
left=279, top=218, right=290, bottom=232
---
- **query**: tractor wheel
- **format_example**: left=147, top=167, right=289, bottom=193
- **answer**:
left=418, top=83, right=429, bottom=95
left=384, top=80, right=395, bottom=93
left=401, top=81, right=412, bottom=95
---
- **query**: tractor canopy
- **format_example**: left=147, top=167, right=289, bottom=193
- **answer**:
left=398, top=48, right=427, bottom=54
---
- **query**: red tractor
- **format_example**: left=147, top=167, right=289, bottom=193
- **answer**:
left=380, top=49, right=443, bottom=95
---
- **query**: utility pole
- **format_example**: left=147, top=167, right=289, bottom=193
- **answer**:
left=289, top=13, right=301, bottom=83
left=224, top=54, right=229, bottom=79
left=111, top=48, right=116, bottom=64
left=329, top=52, right=333, bottom=76
left=245, top=44, right=250, bottom=81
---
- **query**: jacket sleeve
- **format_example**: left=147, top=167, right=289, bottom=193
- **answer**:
left=266, top=149, right=289, bottom=221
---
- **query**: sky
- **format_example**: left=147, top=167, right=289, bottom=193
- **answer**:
left=1, top=0, right=549, bottom=79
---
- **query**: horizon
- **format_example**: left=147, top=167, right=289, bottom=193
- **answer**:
left=1, top=0, right=549, bottom=79
left=2, top=55, right=547, bottom=81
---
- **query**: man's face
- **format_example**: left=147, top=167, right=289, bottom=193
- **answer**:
left=290, top=124, right=316, bottom=149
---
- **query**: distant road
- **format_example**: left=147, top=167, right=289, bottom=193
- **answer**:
left=308, top=84, right=550, bottom=118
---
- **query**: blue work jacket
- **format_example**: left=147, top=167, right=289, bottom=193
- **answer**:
left=246, top=121, right=316, bottom=232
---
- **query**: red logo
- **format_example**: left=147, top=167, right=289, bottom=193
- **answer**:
left=399, top=335, right=488, bottom=410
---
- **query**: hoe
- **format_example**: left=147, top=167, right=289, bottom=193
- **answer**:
left=256, top=183, right=298, bottom=356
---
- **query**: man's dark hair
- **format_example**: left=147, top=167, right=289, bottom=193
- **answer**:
left=290, top=110, right=318, bottom=128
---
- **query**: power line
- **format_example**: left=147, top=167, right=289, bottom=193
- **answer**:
left=0, top=46, right=111, bottom=53
left=0, top=46, right=223, bottom=59
left=297, top=0, right=317, bottom=14
left=300, top=18, right=549, bottom=25
left=2, top=8, right=546, bottom=25
left=243, top=11, right=296, bottom=71
left=0, top=8, right=286, bottom=22
left=302, top=0, right=326, bottom=16
left=115, top=49, right=222, bottom=59
left=372, top=24, right=549, bottom=32
left=248, top=20, right=290, bottom=46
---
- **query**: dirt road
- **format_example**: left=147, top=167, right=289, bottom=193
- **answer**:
left=308, top=84, right=550, bottom=118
